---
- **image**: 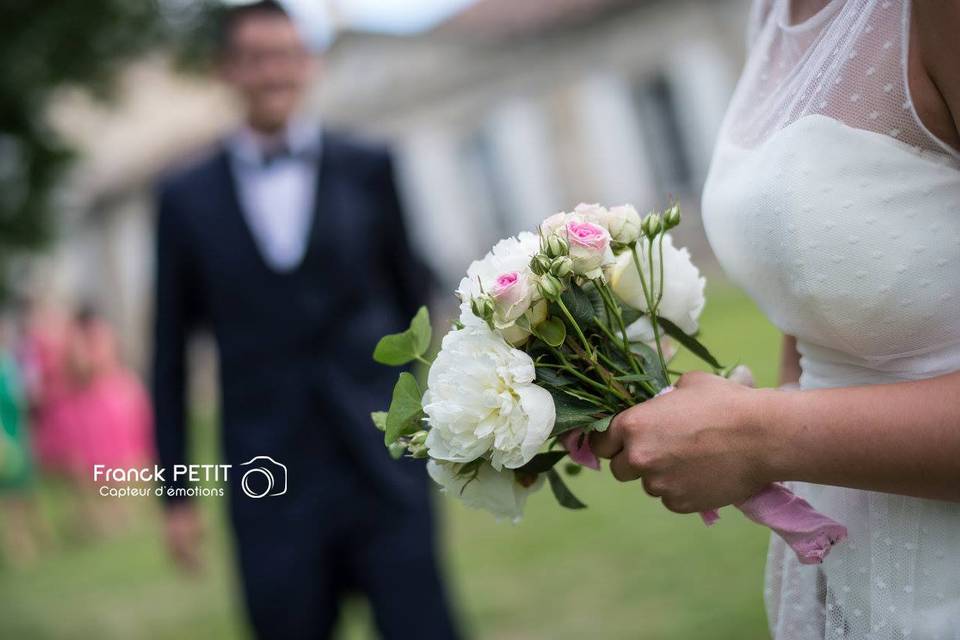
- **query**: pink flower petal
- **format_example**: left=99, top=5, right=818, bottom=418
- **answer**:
left=561, top=429, right=600, bottom=470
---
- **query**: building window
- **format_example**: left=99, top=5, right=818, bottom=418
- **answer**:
left=633, top=74, right=693, bottom=194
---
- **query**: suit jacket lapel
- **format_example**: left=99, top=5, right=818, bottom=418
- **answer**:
left=302, top=132, right=363, bottom=275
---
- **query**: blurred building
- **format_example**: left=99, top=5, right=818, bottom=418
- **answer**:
left=35, top=0, right=747, bottom=371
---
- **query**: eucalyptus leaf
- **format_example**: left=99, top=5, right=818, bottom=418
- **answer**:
left=547, top=469, right=587, bottom=509
left=516, top=450, right=567, bottom=474
left=373, top=306, right=432, bottom=366
left=384, top=373, right=424, bottom=444
left=656, top=316, right=722, bottom=370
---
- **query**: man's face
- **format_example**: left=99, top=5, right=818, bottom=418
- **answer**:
left=221, top=14, right=313, bottom=132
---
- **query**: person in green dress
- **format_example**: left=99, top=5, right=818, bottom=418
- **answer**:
left=0, top=312, right=48, bottom=567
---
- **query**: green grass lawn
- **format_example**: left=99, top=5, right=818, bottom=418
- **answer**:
left=0, top=281, right=782, bottom=639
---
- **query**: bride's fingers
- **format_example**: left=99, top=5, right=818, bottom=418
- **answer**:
left=641, top=476, right=666, bottom=498
left=609, top=450, right=642, bottom=482
left=589, top=422, right=624, bottom=459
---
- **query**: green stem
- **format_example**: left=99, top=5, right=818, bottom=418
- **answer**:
left=563, top=339, right=635, bottom=405
left=656, top=232, right=666, bottom=307
left=631, top=243, right=668, bottom=376
left=556, top=386, right=617, bottom=413
left=556, top=296, right=594, bottom=359
left=549, top=346, right=617, bottom=400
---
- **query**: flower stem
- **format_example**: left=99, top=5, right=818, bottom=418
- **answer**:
left=548, top=346, right=618, bottom=401
left=556, top=296, right=594, bottom=359
left=631, top=243, right=668, bottom=375
left=564, top=339, right=634, bottom=405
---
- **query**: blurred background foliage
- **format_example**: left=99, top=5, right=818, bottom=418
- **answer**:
left=0, top=0, right=217, bottom=300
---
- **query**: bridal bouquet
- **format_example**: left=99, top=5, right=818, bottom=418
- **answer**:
left=372, top=202, right=846, bottom=564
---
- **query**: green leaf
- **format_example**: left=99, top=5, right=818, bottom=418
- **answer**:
left=516, top=450, right=567, bottom=474
left=534, top=366, right=573, bottom=387
left=546, top=389, right=604, bottom=435
left=620, top=305, right=643, bottom=326
left=410, top=306, right=432, bottom=355
left=535, top=317, right=566, bottom=347
left=384, top=373, right=424, bottom=444
left=370, top=411, right=388, bottom=432
left=582, top=282, right=607, bottom=321
left=547, top=469, right=587, bottom=509
left=629, top=340, right=669, bottom=391
left=656, top=316, right=722, bottom=370
left=559, top=282, right=596, bottom=327
left=612, top=373, right=657, bottom=383
left=588, top=415, right=613, bottom=433
left=373, top=306, right=432, bottom=366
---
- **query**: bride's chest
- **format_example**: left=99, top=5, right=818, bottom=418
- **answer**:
left=702, top=116, right=960, bottom=357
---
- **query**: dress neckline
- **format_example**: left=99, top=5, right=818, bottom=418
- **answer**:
left=777, top=0, right=843, bottom=32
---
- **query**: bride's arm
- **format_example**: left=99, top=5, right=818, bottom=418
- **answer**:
left=590, top=370, right=960, bottom=513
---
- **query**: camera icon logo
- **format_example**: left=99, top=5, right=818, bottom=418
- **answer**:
left=238, top=456, right=287, bottom=499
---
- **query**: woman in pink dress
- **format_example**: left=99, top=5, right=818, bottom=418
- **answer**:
left=65, top=308, right=153, bottom=478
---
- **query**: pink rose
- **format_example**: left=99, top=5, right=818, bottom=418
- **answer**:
left=490, top=271, right=534, bottom=325
left=565, top=221, right=611, bottom=278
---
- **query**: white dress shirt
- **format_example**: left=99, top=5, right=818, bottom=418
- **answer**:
left=228, top=120, right=322, bottom=272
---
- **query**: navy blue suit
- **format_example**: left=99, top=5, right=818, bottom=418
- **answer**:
left=152, top=131, right=459, bottom=639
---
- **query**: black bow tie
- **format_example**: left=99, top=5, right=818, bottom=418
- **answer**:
left=261, top=143, right=293, bottom=167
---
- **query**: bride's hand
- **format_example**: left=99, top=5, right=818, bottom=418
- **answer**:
left=590, top=371, right=774, bottom=513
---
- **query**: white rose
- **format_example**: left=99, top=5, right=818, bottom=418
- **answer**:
left=427, top=459, right=543, bottom=523
left=608, top=233, right=706, bottom=334
left=424, top=327, right=555, bottom=470
left=601, top=205, right=643, bottom=244
left=572, top=202, right=607, bottom=224
left=457, top=232, right=542, bottom=341
left=540, top=211, right=570, bottom=237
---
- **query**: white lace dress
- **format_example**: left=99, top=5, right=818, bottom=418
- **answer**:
left=701, top=1, right=960, bottom=638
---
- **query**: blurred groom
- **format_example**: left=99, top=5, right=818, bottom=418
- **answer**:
left=151, top=2, right=458, bottom=638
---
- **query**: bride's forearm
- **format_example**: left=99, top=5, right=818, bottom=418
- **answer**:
left=757, top=370, right=960, bottom=502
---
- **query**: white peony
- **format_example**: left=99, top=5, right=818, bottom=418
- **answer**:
left=608, top=233, right=706, bottom=334
left=427, top=459, right=543, bottom=523
left=624, top=318, right=678, bottom=361
left=457, top=232, right=542, bottom=342
left=423, top=327, right=555, bottom=470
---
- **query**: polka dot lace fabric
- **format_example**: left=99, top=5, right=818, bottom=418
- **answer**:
left=731, top=0, right=960, bottom=160
left=702, top=1, right=960, bottom=638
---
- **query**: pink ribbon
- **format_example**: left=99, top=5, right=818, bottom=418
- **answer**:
left=562, top=386, right=848, bottom=565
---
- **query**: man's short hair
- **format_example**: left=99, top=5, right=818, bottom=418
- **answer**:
left=218, top=0, right=292, bottom=51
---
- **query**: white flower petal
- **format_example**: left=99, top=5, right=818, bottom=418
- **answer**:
left=427, top=460, right=543, bottom=523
